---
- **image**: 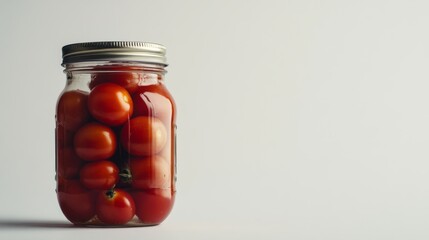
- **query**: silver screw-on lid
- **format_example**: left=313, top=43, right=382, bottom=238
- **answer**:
left=62, top=41, right=167, bottom=66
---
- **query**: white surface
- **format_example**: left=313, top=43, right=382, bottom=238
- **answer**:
left=1, top=0, right=429, bottom=239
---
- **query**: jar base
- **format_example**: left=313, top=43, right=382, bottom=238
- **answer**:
left=73, top=216, right=160, bottom=228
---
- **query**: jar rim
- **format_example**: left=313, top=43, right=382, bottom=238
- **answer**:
left=62, top=41, right=167, bottom=66
left=62, top=62, right=167, bottom=75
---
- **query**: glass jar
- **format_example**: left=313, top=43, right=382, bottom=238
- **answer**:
left=55, top=42, right=176, bottom=226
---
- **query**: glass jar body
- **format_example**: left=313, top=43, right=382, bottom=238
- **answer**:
left=55, top=62, right=176, bottom=226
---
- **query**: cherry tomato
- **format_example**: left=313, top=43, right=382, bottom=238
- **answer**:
left=121, top=117, right=167, bottom=156
left=132, top=189, right=175, bottom=224
left=88, top=83, right=133, bottom=126
left=80, top=160, right=119, bottom=190
left=90, top=69, right=142, bottom=93
left=130, top=156, right=171, bottom=189
left=96, top=189, right=135, bottom=225
left=57, top=147, right=83, bottom=179
left=157, top=124, right=176, bottom=165
left=57, top=180, right=96, bottom=223
left=56, top=125, right=74, bottom=148
left=74, top=123, right=117, bottom=161
left=131, top=83, right=176, bottom=160
left=57, top=90, right=90, bottom=131
left=132, top=83, right=175, bottom=124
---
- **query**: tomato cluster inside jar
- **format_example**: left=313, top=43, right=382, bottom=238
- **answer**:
left=56, top=42, right=176, bottom=226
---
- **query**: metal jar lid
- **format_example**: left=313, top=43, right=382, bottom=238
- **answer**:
left=62, top=41, right=167, bottom=66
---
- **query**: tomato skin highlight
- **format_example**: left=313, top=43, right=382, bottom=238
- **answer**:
left=130, top=156, right=171, bottom=190
left=121, top=116, right=167, bottom=156
left=96, top=189, right=136, bottom=225
left=88, top=83, right=133, bottom=126
left=73, top=123, right=117, bottom=161
left=80, top=161, right=119, bottom=190
left=57, top=180, right=96, bottom=223
left=132, top=189, right=175, bottom=225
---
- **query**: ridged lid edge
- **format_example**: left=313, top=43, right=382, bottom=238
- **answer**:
left=62, top=41, right=167, bottom=66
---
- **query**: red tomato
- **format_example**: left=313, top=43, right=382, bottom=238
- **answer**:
left=130, top=156, right=171, bottom=189
left=157, top=125, right=175, bottom=166
left=57, top=180, right=96, bottom=223
left=121, top=117, right=167, bottom=156
left=56, top=125, right=74, bottom=148
left=132, top=189, right=175, bottom=224
left=57, top=147, right=83, bottom=179
left=88, top=83, right=133, bottom=126
left=80, top=161, right=119, bottom=190
left=96, top=189, right=135, bottom=225
left=57, top=90, right=90, bottom=131
left=74, top=123, right=117, bottom=161
left=90, top=70, right=142, bottom=93
left=132, top=83, right=175, bottom=124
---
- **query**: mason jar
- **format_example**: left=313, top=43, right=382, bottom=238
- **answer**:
left=55, top=42, right=176, bottom=226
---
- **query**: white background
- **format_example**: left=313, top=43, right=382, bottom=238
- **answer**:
left=1, top=0, right=429, bottom=239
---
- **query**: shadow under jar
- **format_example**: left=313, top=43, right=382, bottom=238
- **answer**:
left=55, top=42, right=176, bottom=227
